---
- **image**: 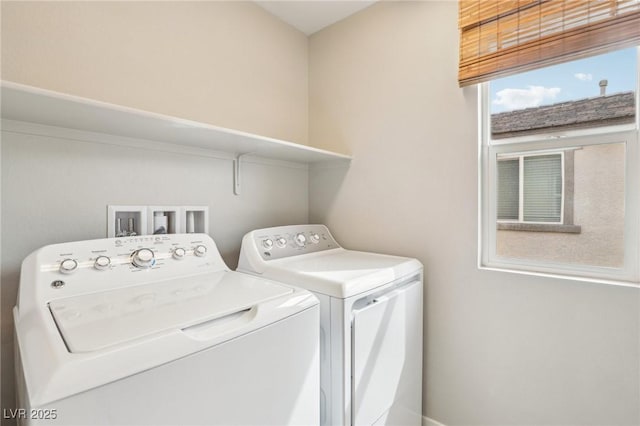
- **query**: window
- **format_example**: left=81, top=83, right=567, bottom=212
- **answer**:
left=480, top=47, right=639, bottom=285
left=498, top=153, right=563, bottom=223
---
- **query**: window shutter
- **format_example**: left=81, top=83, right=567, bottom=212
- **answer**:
left=458, top=0, right=640, bottom=86
left=523, top=154, right=562, bottom=222
left=497, top=159, right=520, bottom=220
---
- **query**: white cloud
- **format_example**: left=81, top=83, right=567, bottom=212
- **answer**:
left=492, top=86, right=561, bottom=111
left=574, top=72, right=593, bottom=81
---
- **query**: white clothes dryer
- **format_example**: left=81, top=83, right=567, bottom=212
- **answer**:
left=14, top=233, right=319, bottom=426
left=238, top=225, right=423, bottom=426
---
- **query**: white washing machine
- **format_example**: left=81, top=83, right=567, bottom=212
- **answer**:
left=14, top=233, right=319, bottom=426
left=238, top=225, right=423, bottom=426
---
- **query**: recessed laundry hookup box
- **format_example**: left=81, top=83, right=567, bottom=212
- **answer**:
left=108, top=205, right=208, bottom=237
left=107, top=206, right=147, bottom=238
left=181, top=206, right=209, bottom=234
left=147, top=206, right=181, bottom=235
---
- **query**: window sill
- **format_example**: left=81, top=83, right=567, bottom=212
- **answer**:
left=478, top=264, right=639, bottom=289
left=497, top=223, right=581, bottom=233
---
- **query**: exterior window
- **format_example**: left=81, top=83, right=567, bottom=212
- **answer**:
left=480, top=47, right=639, bottom=284
left=498, top=153, right=563, bottom=223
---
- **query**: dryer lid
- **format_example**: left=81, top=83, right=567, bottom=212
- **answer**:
left=49, top=271, right=293, bottom=353
left=264, top=249, right=423, bottom=298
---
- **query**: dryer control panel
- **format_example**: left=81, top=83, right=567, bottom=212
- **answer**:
left=246, top=224, right=340, bottom=261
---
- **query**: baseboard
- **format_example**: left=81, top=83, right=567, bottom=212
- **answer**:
left=423, top=416, right=447, bottom=426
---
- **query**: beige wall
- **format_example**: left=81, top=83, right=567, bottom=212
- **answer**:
left=1, top=1, right=309, bottom=145
left=309, top=2, right=640, bottom=425
left=497, top=143, right=626, bottom=266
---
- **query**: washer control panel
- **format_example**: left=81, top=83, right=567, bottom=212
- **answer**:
left=250, top=224, right=340, bottom=260
left=26, top=234, right=225, bottom=301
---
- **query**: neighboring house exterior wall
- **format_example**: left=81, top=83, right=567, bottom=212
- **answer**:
left=497, top=143, right=625, bottom=267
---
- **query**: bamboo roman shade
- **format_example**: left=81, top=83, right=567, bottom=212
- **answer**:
left=459, top=0, right=640, bottom=86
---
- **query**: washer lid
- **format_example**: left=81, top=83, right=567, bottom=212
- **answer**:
left=265, top=249, right=422, bottom=298
left=49, top=271, right=293, bottom=353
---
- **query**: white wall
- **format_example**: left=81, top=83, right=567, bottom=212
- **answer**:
left=309, top=2, right=640, bottom=424
left=1, top=1, right=309, bottom=145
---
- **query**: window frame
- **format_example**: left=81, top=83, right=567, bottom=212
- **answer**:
left=478, top=48, right=640, bottom=287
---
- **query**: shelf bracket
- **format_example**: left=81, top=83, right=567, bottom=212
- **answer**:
left=233, top=154, right=249, bottom=196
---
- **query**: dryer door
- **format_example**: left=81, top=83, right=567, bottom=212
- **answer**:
left=351, top=279, right=422, bottom=425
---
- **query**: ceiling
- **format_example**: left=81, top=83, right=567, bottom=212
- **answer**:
left=255, top=1, right=376, bottom=35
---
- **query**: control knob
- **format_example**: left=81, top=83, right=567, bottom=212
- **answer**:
left=131, top=248, right=155, bottom=269
left=262, top=239, right=274, bottom=250
left=59, top=259, right=78, bottom=274
left=310, top=233, right=320, bottom=244
left=173, top=247, right=186, bottom=260
left=294, top=233, right=307, bottom=247
left=194, top=245, right=207, bottom=257
left=276, top=237, right=287, bottom=248
left=94, top=256, right=111, bottom=271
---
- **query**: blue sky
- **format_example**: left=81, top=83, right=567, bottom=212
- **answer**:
left=490, top=47, right=638, bottom=113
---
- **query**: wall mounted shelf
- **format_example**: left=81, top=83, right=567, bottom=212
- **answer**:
left=1, top=81, right=351, bottom=194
